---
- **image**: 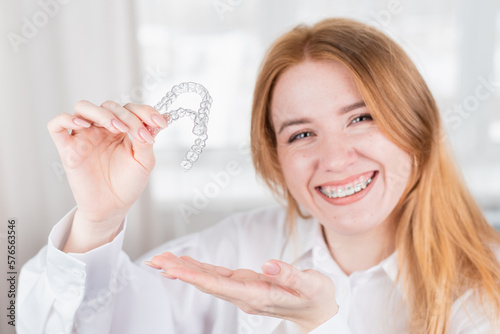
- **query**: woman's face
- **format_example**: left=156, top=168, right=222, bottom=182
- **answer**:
left=271, top=60, right=412, bottom=236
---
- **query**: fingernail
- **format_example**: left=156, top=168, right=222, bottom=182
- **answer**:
left=160, top=271, right=177, bottom=280
left=73, top=118, right=91, bottom=128
left=111, top=119, right=129, bottom=133
left=151, top=114, right=169, bottom=128
left=262, top=262, right=281, bottom=276
left=139, top=128, right=155, bottom=144
left=144, top=261, right=162, bottom=270
left=105, top=123, right=120, bottom=134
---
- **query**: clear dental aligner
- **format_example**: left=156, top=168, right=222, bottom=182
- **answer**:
left=146, top=82, right=212, bottom=171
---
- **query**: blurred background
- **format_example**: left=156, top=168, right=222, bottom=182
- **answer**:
left=1, top=1, right=500, bottom=332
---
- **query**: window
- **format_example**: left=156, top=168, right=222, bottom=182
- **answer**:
left=133, top=0, right=500, bottom=233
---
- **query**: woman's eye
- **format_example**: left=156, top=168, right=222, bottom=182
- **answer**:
left=350, top=114, right=373, bottom=124
left=289, top=131, right=312, bottom=143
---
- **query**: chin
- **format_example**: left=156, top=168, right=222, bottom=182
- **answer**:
left=317, top=209, right=388, bottom=235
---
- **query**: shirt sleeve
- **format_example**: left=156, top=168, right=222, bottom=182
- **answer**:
left=269, top=313, right=351, bottom=334
left=17, top=207, right=122, bottom=333
left=308, top=312, right=351, bottom=334
left=17, top=208, right=178, bottom=334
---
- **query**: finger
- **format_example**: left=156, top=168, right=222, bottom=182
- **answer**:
left=144, top=259, right=180, bottom=280
left=262, top=260, right=306, bottom=293
left=96, top=101, right=156, bottom=169
left=169, top=265, right=254, bottom=300
left=151, top=253, right=230, bottom=281
left=152, top=254, right=231, bottom=294
left=150, top=252, right=209, bottom=276
left=180, top=256, right=234, bottom=277
left=178, top=257, right=262, bottom=281
left=148, top=253, right=186, bottom=280
left=47, top=113, right=91, bottom=149
left=124, top=103, right=168, bottom=140
left=124, top=103, right=169, bottom=130
left=150, top=252, right=182, bottom=271
left=101, top=101, right=156, bottom=145
left=143, top=261, right=162, bottom=270
left=73, top=100, right=125, bottom=135
left=160, top=272, right=178, bottom=279
left=230, top=269, right=262, bottom=280
left=117, top=103, right=159, bottom=168
left=129, top=136, right=156, bottom=172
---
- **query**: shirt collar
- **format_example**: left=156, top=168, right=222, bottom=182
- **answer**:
left=283, top=214, right=400, bottom=283
left=280, top=213, right=320, bottom=265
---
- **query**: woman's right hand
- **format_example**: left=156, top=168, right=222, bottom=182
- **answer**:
left=48, top=101, right=168, bottom=252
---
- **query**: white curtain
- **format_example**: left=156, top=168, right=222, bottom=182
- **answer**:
left=0, top=3, right=142, bottom=333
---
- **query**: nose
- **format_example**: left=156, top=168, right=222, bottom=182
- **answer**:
left=318, top=133, right=358, bottom=172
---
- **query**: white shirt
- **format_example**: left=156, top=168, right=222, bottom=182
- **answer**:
left=18, top=206, right=498, bottom=334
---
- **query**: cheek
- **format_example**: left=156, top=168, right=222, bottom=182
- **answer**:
left=386, top=152, right=412, bottom=194
left=378, top=145, right=412, bottom=192
left=358, top=132, right=412, bottom=190
left=277, top=146, right=315, bottom=187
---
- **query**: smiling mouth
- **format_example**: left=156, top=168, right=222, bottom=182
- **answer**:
left=317, top=171, right=376, bottom=199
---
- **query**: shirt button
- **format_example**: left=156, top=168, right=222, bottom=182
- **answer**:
left=72, top=269, right=85, bottom=278
left=340, top=287, right=348, bottom=296
left=69, top=286, right=83, bottom=297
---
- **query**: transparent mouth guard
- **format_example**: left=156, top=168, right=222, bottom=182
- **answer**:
left=145, top=82, right=212, bottom=171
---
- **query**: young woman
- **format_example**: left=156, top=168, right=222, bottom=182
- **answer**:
left=19, top=18, right=500, bottom=333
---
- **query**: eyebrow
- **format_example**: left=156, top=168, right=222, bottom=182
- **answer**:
left=277, top=100, right=366, bottom=134
left=342, top=101, right=366, bottom=113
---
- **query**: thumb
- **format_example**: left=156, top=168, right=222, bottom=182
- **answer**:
left=262, top=260, right=306, bottom=292
left=131, top=134, right=155, bottom=171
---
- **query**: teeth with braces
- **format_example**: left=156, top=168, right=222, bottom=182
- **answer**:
left=319, top=174, right=373, bottom=199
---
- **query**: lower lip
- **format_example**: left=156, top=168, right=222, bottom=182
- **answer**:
left=316, top=171, right=378, bottom=206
